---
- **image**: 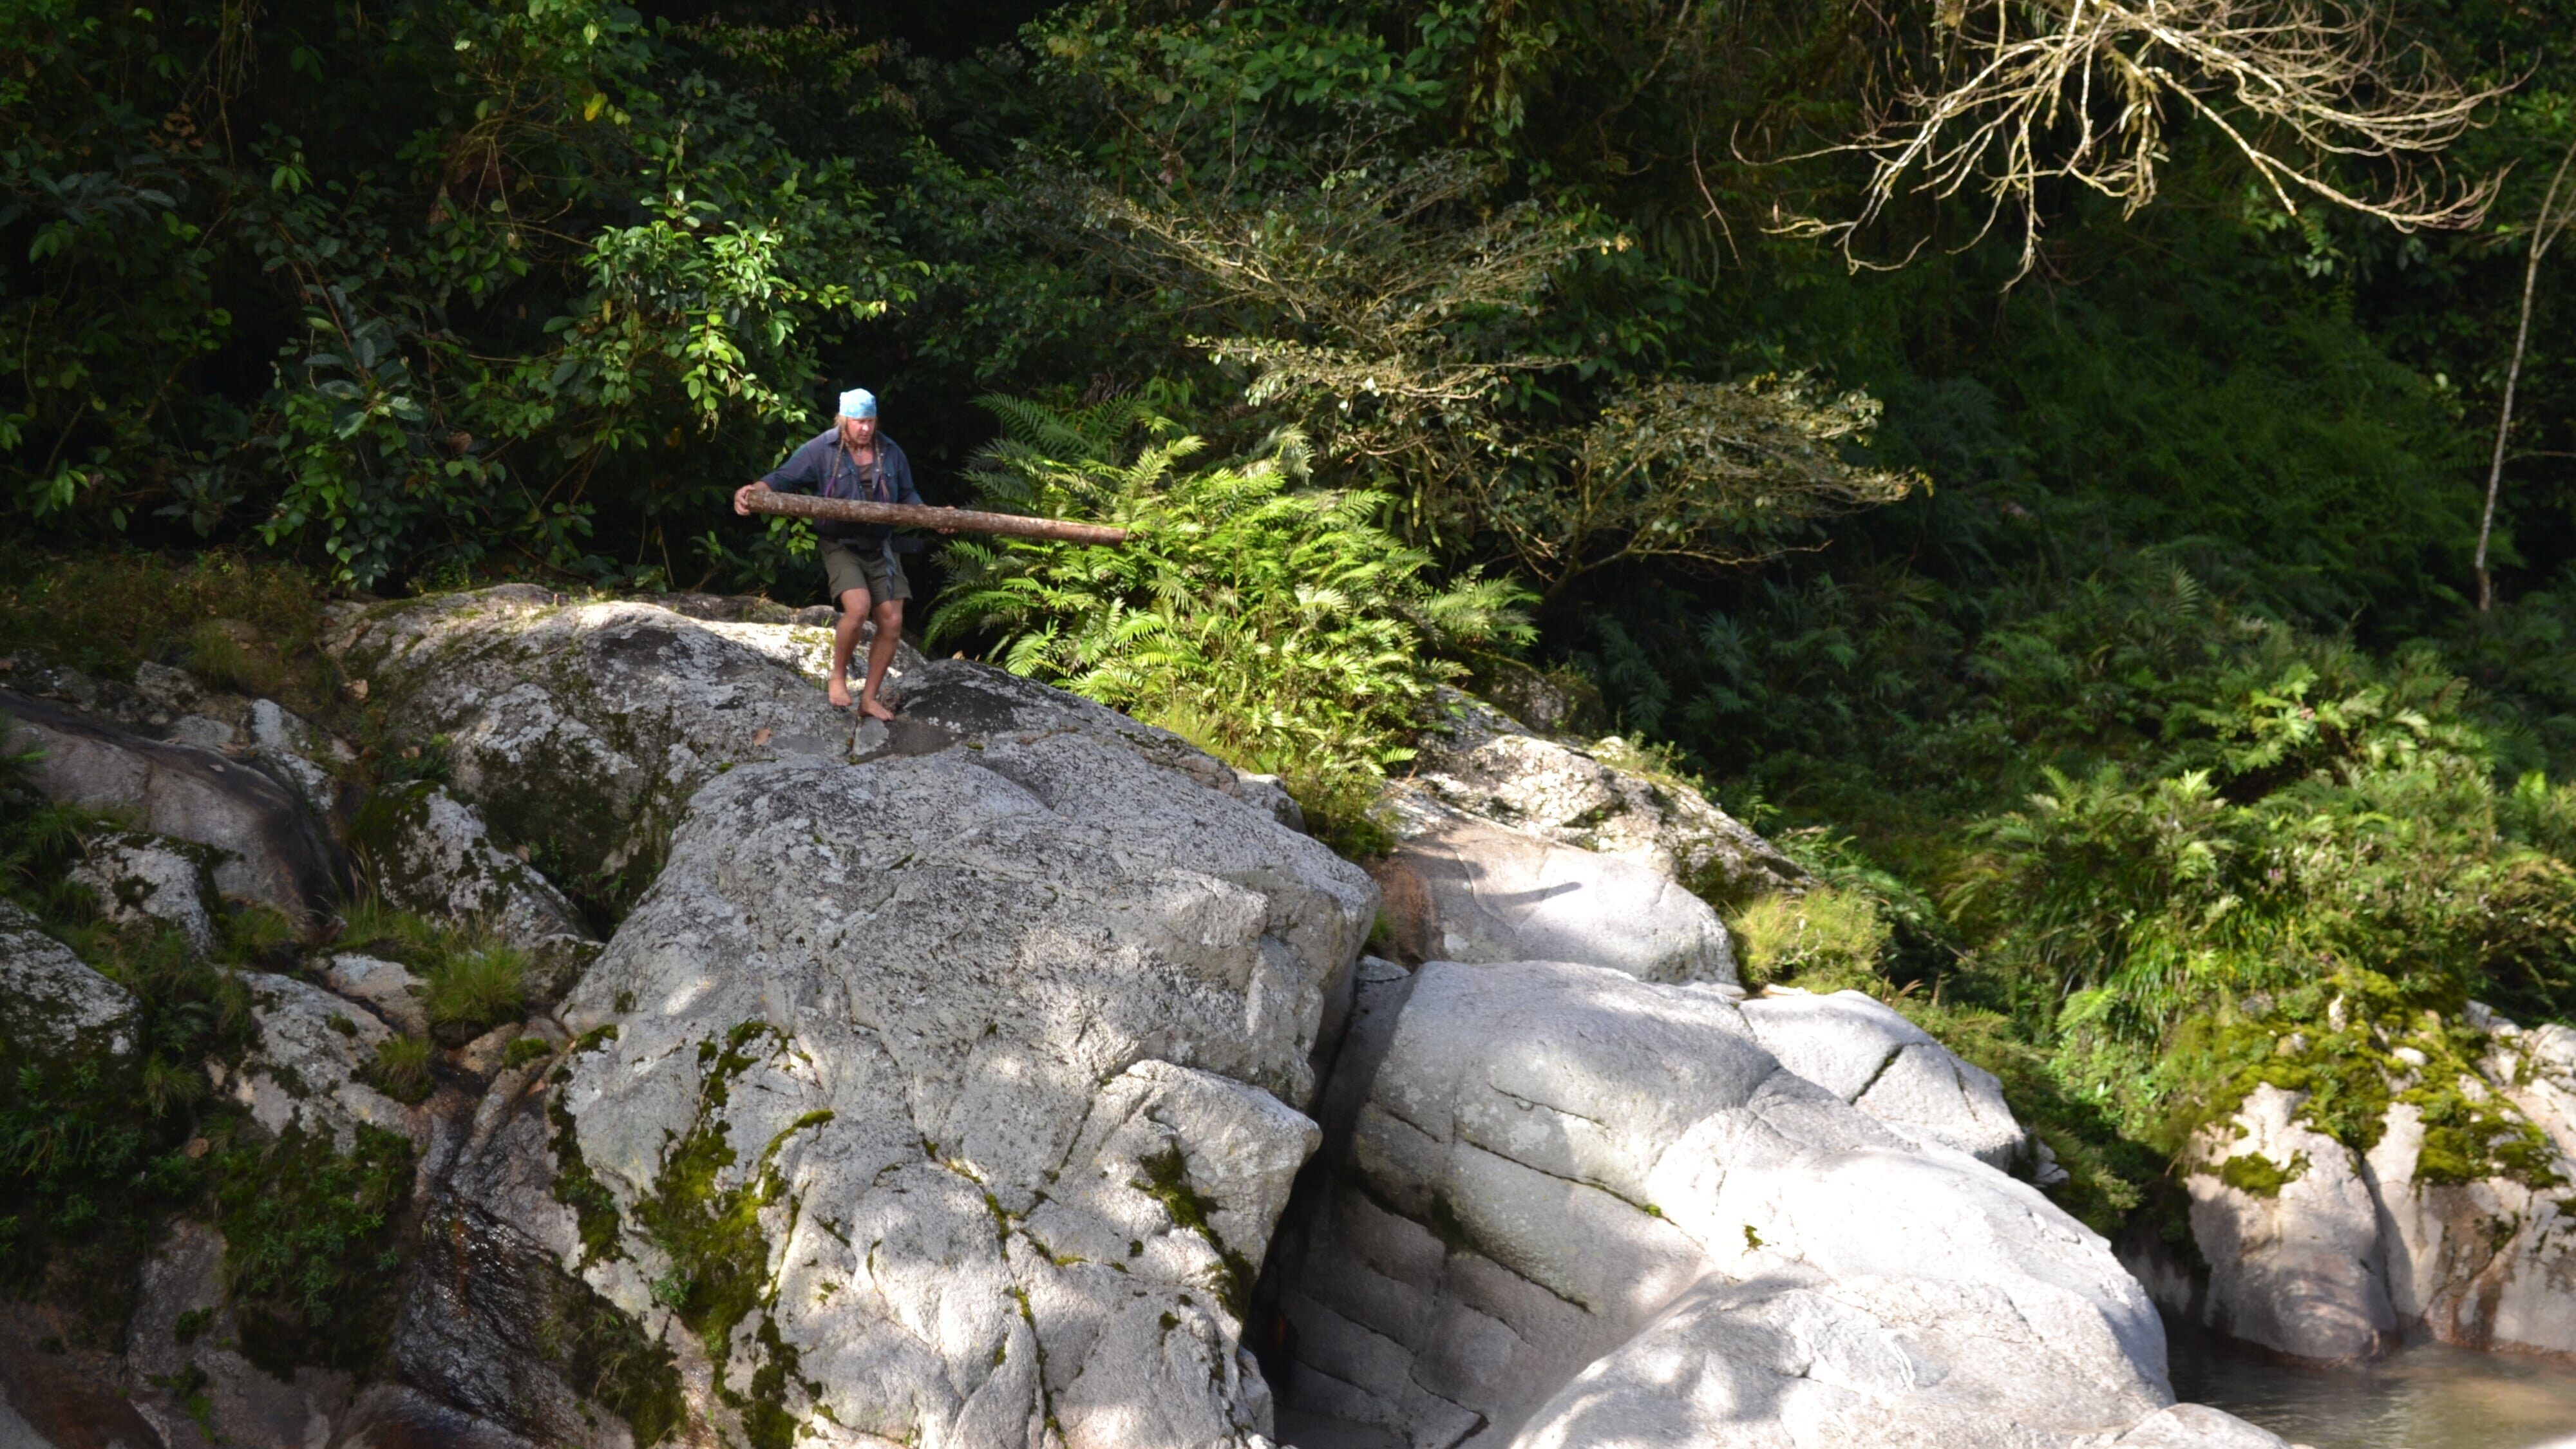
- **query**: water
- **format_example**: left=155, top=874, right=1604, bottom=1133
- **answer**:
left=2170, top=1327, right=2576, bottom=1449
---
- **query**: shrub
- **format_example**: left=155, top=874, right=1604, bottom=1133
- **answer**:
left=421, top=944, right=529, bottom=1044
left=185, top=621, right=285, bottom=697
left=930, top=397, right=1533, bottom=846
left=214, top=1122, right=413, bottom=1374
left=1728, top=886, right=1891, bottom=994
left=366, top=1037, right=435, bottom=1105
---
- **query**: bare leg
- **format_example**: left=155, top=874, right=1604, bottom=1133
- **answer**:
left=857, top=598, right=904, bottom=721
left=828, top=586, right=873, bottom=708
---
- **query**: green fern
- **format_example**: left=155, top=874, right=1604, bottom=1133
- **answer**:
left=931, top=397, right=1533, bottom=841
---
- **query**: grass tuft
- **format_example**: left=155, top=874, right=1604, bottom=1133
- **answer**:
left=366, top=1036, right=434, bottom=1105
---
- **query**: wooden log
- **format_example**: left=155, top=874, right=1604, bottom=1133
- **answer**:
left=743, top=489, right=1130, bottom=545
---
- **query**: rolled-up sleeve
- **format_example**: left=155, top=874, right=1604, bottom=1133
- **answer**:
left=761, top=439, right=826, bottom=493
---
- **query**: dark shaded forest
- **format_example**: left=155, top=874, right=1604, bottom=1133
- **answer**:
left=10, top=0, right=2576, bottom=1228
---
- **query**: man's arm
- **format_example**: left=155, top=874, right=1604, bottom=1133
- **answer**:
left=736, top=437, right=821, bottom=515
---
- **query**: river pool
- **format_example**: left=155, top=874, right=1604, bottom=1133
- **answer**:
left=2169, top=1327, right=2576, bottom=1448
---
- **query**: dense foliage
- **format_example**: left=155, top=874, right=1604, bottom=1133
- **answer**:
left=931, top=395, right=1531, bottom=838
left=8, top=0, right=2576, bottom=1245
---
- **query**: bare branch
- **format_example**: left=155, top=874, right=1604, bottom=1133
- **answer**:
left=1783, top=0, right=2506, bottom=277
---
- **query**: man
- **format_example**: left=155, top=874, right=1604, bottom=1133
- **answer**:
left=735, top=387, right=923, bottom=719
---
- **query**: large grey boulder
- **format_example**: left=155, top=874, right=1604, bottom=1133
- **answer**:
left=3, top=689, right=337, bottom=923
left=1369, top=808, right=1739, bottom=985
left=2183, top=1084, right=2397, bottom=1362
left=2165, top=1006, right=2576, bottom=1363
left=1266, top=958, right=2279, bottom=1448
left=323, top=585, right=913, bottom=880
left=543, top=678, right=1376, bottom=1449
left=0, top=900, right=138, bottom=1068
left=1368, top=695, right=1769, bottom=986
left=1405, top=693, right=1803, bottom=902
left=1739, top=988, right=2029, bottom=1171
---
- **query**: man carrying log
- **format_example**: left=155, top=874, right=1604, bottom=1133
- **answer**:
left=734, top=387, right=921, bottom=719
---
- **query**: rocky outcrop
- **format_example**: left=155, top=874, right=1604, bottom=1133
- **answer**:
left=542, top=667, right=1378, bottom=1447
left=1739, top=988, right=2029, bottom=1171
left=351, top=782, right=591, bottom=946
left=324, top=586, right=916, bottom=880
left=0, top=898, right=138, bottom=1066
left=4, top=688, right=339, bottom=923
left=1368, top=697, right=1773, bottom=985
left=211, top=972, right=427, bottom=1152
left=63, top=829, right=228, bottom=956
left=2163, top=1005, right=2576, bottom=1364
left=1262, top=958, right=2280, bottom=1448
left=2, top=591, right=2327, bottom=1449
left=1401, top=693, right=1803, bottom=901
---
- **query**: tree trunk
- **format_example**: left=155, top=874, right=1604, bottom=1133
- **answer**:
left=2476, top=138, right=2576, bottom=613
left=742, top=491, right=1130, bottom=546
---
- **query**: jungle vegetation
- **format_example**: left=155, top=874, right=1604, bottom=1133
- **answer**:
left=8, top=0, right=2576, bottom=1233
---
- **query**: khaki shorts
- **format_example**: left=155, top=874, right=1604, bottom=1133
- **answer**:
left=819, top=537, right=911, bottom=605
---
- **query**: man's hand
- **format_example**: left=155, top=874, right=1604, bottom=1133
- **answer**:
left=734, top=481, right=770, bottom=516
left=936, top=505, right=960, bottom=536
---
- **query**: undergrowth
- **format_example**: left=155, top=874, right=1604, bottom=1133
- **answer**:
left=337, top=894, right=527, bottom=1043
left=213, top=1122, right=415, bottom=1375
left=930, top=396, right=1533, bottom=852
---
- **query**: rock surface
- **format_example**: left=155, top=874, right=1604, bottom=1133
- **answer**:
left=322, top=952, right=431, bottom=1037
left=1368, top=696, right=1770, bottom=987
left=351, top=780, right=595, bottom=951
left=1403, top=692, right=1804, bottom=901
left=0, top=899, right=138, bottom=1066
left=542, top=661, right=1376, bottom=1448
left=1264, top=957, right=2274, bottom=1448
left=1739, top=988, right=2029, bottom=1171
left=4, top=688, right=338, bottom=923
left=2162, top=1006, right=2576, bottom=1363
left=63, top=829, right=227, bottom=956
left=325, top=585, right=912, bottom=879
left=211, top=972, right=424, bottom=1151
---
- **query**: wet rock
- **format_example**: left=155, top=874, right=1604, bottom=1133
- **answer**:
left=3, top=689, right=337, bottom=923
left=0, top=1305, right=170, bottom=1449
left=1739, top=988, right=2029, bottom=1170
left=1265, top=958, right=2250, bottom=1447
left=325, top=587, right=908, bottom=880
left=63, top=831, right=226, bottom=956
left=0, top=900, right=137, bottom=1066
left=392, top=1070, right=646, bottom=1449
left=551, top=709, right=1374, bottom=1449
left=331, top=1387, right=544, bottom=1449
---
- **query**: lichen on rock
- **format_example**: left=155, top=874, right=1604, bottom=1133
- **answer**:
left=548, top=687, right=1374, bottom=1449
left=0, top=900, right=141, bottom=1072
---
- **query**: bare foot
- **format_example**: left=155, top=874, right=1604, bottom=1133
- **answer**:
left=857, top=694, right=896, bottom=723
left=828, top=675, right=853, bottom=708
